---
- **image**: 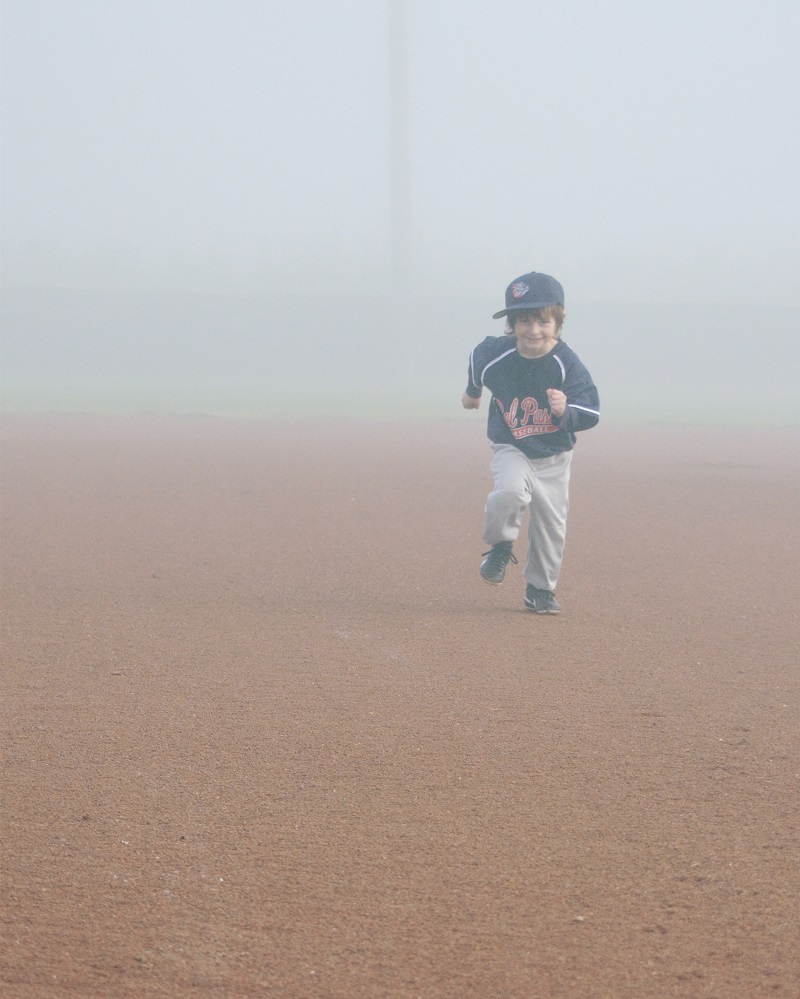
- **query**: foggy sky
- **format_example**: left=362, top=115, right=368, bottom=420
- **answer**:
left=2, top=0, right=799, bottom=307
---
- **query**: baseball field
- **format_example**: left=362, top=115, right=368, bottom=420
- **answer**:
left=2, top=414, right=798, bottom=998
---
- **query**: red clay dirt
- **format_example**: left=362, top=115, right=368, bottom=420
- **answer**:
left=1, top=414, right=798, bottom=999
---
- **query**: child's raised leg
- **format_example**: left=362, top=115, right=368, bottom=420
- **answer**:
left=484, top=443, right=534, bottom=544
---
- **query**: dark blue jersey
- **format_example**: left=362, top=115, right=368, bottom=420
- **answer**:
left=466, top=336, right=600, bottom=458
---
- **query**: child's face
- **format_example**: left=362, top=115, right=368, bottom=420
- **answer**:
left=512, top=311, right=559, bottom=358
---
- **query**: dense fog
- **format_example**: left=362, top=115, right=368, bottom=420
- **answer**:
left=2, top=1, right=798, bottom=423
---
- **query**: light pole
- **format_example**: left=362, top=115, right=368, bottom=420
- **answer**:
left=388, top=0, right=413, bottom=384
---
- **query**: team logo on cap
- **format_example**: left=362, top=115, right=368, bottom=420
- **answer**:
left=510, top=282, right=529, bottom=299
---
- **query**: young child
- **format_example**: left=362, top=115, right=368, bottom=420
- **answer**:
left=462, top=271, right=599, bottom=613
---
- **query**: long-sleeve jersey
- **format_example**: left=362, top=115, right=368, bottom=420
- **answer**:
left=465, top=336, right=600, bottom=459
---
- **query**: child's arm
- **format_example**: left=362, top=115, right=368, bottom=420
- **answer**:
left=549, top=353, right=599, bottom=431
left=464, top=337, right=509, bottom=410
left=463, top=341, right=488, bottom=408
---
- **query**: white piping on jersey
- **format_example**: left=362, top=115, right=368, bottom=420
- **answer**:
left=554, top=355, right=566, bottom=382
left=568, top=403, right=600, bottom=416
left=476, top=347, right=517, bottom=386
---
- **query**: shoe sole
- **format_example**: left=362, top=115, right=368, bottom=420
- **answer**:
left=480, top=562, right=506, bottom=585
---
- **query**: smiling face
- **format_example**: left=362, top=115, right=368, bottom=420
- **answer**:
left=511, top=309, right=560, bottom=358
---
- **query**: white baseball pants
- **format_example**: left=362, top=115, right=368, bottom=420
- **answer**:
left=484, top=444, right=572, bottom=592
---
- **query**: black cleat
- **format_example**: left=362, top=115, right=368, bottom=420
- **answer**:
left=524, top=585, right=562, bottom=614
left=480, top=542, right=517, bottom=585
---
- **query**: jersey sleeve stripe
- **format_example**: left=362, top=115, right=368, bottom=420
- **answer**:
left=480, top=348, right=517, bottom=383
left=568, top=404, right=600, bottom=416
left=469, top=348, right=479, bottom=387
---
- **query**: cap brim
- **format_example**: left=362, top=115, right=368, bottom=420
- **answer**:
left=492, top=301, right=562, bottom=319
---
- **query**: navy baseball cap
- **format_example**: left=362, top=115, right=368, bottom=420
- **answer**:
left=492, top=272, right=565, bottom=319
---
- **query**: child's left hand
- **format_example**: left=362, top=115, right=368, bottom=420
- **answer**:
left=546, top=388, right=566, bottom=418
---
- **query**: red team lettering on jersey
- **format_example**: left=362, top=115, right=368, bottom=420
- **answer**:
left=494, top=396, right=558, bottom=437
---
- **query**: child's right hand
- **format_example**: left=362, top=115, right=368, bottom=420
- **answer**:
left=462, top=393, right=481, bottom=409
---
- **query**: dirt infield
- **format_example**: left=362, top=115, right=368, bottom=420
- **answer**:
left=2, top=415, right=799, bottom=999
